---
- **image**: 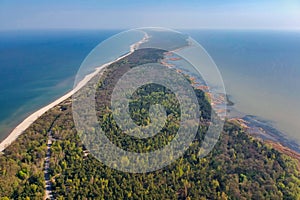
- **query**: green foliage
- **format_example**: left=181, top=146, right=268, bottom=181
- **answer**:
left=0, top=109, right=59, bottom=199
left=0, top=49, right=299, bottom=199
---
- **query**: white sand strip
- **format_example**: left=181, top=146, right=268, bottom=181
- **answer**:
left=0, top=32, right=149, bottom=152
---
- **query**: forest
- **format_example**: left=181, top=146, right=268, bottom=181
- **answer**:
left=0, top=49, right=299, bottom=199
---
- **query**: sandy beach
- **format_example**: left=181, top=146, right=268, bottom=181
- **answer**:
left=0, top=31, right=149, bottom=152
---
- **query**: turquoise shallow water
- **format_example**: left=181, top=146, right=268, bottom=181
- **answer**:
left=0, top=29, right=299, bottom=146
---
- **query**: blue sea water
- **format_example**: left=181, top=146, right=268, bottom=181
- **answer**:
left=0, top=30, right=121, bottom=141
left=0, top=29, right=300, bottom=146
left=187, top=30, right=300, bottom=144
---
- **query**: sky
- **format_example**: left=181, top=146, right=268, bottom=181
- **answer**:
left=0, top=0, right=300, bottom=30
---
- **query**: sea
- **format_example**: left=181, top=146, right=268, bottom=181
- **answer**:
left=0, top=29, right=299, bottom=148
left=187, top=30, right=300, bottom=147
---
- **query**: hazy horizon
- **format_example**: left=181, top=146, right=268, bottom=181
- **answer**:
left=1, top=0, right=299, bottom=30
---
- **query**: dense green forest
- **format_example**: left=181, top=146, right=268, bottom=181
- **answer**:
left=0, top=49, right=299, bottom=199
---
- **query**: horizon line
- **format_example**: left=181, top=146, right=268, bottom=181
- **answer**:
left=1, top=27, right=300, bottom=32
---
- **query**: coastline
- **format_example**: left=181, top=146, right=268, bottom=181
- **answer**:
left=164, top=37, right=300, bottom=154
left=229, top=114, right=300, bottom=148
left=228, top=116, right=300, bottom=169
left=161, top=47, right=300, bottom=167
left=1, top=29, right=298, bottom=169
left=0, top=32, right=149, bottom=152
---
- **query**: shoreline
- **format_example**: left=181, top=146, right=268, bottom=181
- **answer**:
left=2, top=30, right=298, bottom=164
left=228, top=114, right=300, bottom=152
left=228, top=116, right=300, bottom=169
left=161, top=46, right=300, bottom=165
left=0, top=32, right=149, bottom=152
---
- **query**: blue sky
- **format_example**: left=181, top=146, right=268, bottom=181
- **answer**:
left=0, top=0, right=299, bottom=30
